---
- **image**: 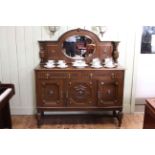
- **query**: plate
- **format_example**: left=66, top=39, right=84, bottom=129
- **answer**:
left=44, top=65, right=55, bottom=68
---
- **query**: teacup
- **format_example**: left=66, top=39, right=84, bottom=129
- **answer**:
left=92, top=58, right=100, bottom=63
left=46, top=63, right=54, bottom=67
left=47, top=60, right=55, bottom=64
left=92, top=61, right=101, bottom=66
left=73, top=60, right=85, bottom=66
left=58, top=60, right=65, bottom=65
left=105, top=58, right=112, bottom=64
left=92, top=58, right=100, bottom=65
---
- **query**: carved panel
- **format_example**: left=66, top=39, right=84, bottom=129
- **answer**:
left=38, top=79, right=64, bottom=107
left=67, top=80, right=95, bottom=107
left=97, top=80, right=120, bottom=107
left=98, top=44, right=113, bottom=60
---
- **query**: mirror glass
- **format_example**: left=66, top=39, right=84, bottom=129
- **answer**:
left=62, top=35, right=96, bottom=59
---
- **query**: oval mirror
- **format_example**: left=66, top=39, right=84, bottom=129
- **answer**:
left=62, top=35, right=96, bottom=59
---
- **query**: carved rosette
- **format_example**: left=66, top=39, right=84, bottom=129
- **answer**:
left=71, top=84, right=91, bottom=102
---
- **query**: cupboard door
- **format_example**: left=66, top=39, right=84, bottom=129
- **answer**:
left=37, top=79, right=65, bottom=107
left=97, top=80, right=121, bottom=107
left=67, top=80, right=95, bottom=107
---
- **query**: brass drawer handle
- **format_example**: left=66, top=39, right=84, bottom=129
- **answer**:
left=90, top=73, right=93, bottom=79
left=68, top=73, right=71, bottom=79
left=46, top=73, right=50, bottom=79
left=111, top=73, right=115, bottom=79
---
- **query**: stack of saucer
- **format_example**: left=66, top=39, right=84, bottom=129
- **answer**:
left=57, top=60, right=68, bottom=68
left=91, top=58, right=102, bottom=68
left=44, top=60, right=55, bottom=68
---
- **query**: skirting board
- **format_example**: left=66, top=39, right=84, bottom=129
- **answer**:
left=135, top=104, right=145, bottom=113
left=10, top=107, right=36, bottom=115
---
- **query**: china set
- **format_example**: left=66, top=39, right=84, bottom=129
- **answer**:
left=44, top=60, right=68, bottom=68
left=44, top=58, right=117, bottom=69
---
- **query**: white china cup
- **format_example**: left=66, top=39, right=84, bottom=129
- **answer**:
left=92, top=58, right=101, bottom=66
left=58, top=60, right=65, bottom=65
left=73, top=60, right=86, bottom=66
left=92, top=58, right=100, bottom=63
left=46, top=63, right=54, bottom=67
left=92, top=61, right=101, bottom=66
left=104, top=58, right=112, bottom=64
left=48, top=60, right=55, bottom=64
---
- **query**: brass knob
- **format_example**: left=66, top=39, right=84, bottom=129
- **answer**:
left=100, top=100, right=104, bottom=103
left=101, top=82, right=104, bottom=85
left=115, top=81, right=119, bottom=85
left=49, top=90, right=53, bottom=95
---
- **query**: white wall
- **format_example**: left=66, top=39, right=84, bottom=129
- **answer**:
left=127, top=25, right=155, bottom=112
left=0, top=26, right=135, bottom=114
left=134, top=27, right=155, bottom=109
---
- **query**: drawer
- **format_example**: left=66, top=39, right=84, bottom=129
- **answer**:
left=68, top=71, right=91, bottom=80
left=93, top=70, right=124, bottom=80
left=36, top=71, right=67, bottom=79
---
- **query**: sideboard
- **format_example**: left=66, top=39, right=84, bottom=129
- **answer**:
left=35, top=28, right=125, bottom=127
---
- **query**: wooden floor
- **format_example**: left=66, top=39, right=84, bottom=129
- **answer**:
left=12, top=113, right=144, bottom=129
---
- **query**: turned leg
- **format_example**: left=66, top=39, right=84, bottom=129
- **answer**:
left=37, top=111, right=42, bottom=128
left=117, top=111, right=123, bottom=127
left=113, top=110, right=117, bottom=117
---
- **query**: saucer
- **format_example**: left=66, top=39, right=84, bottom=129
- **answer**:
left=104, top=64, right=117, bottom=68
left=44, top=65, right=55, bottom=68
left=91, top=65, right=103, bottom=68
left=57, top=64, right=68, bottom=68
left=72, top=64, right=88, bottom=68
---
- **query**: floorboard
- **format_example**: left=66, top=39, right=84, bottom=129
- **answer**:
left=11, top=113, right=144, bottom=129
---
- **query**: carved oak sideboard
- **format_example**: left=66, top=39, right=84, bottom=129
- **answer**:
left=35, top=28, right=125, bottom=127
